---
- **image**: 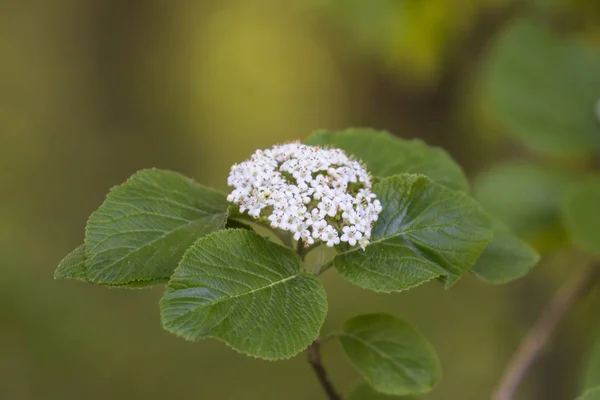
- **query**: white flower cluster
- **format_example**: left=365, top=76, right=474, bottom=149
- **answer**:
left=227, top=142, right=382, bottom=250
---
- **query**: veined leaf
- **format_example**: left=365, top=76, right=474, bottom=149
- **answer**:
left=472, top=220, right=539, bottom=284
left=564, top=177, right=600, bottom=257
left=54, top=244, right=86, bottom=281
left=160, top=229, right=327, bottom=360
left=338, top=314, right=440, bottom=396
left=334, top=174, right=493, bottom=292
left=54, top=244, right=168, bottom=288
left=224, top=218, right=253, bottom=231
left=304, top=128, right=469, bottom=192
left=85, top=169, right=229, bottom=286
left=107, top=278, right=169, bottom=289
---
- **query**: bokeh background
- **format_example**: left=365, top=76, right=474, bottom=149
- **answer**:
left=1, top=0, right=599, bottom=399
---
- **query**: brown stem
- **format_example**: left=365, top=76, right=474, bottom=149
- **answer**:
left=307, top=339, right=343, bottom=400
left=492, top=263, right=598, bottom=400
left=297, top=240, right=307, bottom=261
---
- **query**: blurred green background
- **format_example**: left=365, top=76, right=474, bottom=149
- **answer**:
left=2, top=0, right=599, bottom=399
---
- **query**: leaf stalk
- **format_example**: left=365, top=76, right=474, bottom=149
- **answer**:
left=493, top=262, right=599, bottom=400
left=307, top=339, right=343, bottom=400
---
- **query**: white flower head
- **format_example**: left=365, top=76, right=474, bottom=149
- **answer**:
left=227, top=142, right=382, bottom=250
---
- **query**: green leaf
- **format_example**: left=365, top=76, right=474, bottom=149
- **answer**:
left=84, top=169, right=229, bottom=286
left=473, top=162, right=575, bottom=246
left=107, top=278, right=169, bottom=289
left=564, top=177, right=600, bottom=257
left=54, top=244, right=86, bottom=281
left=334, top=174, right=493, bottom=292
left=577, top=387, right=600, bottom=400
left=338, top=314, right=441, bottom=396
left=581, top=333, right=600, bottom=392
left=54, top=244, right=168, bottom=288
left=471, top=220, right=539, bottom=284
left=304, top=128, right=469, bottom=192
left=483, top=17, right=600, bottom=158
left=159, top=229, right=327, bottom=360
left=349, top=382, right=420, bottom=400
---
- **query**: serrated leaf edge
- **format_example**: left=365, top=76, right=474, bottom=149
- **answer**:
left=159, top=229, right=326, bottom=361
left=82, top=168, right=229, bottom=285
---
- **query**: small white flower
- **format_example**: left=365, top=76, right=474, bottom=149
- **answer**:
left=321, top=226, right=340, bottom=247
left=341, top=226, right=362, bottom=246
left=358, top=237, right=370, bottom=250
left=227, top=142, right=381, bottom=249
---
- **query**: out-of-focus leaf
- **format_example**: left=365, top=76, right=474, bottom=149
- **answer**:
left=334, top=174, right=493, bottom=292
left=564, top=176, right=600, bottom=257
left=577, top=387, right=600, bottom=400
left=305, top=128, right=469, bottom=192
left=339, top=314, right=440, bottom=396
left=308, top=0, right=479, bottom=83
left=349, top=382, right=420, bottom=399
left=581, top=333, right=600, bottom=392
left=483, top=17, right=600, bottom=158
left=474, top=162, right=576, bottom=249
left=160, top=229, right=327, bottom=360
left=472, top=220, right=539, bottom=284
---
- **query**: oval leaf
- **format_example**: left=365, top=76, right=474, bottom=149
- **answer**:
left=304, top=128, right=469, bottom=192
left=472, top=220, right=539, bottom=284
left=160, top=229, right=327, bottom=360
left=338, top=314, right=441, bottom=396
left=54, top=244, right=86, bottom=281
left=334, top=174, right=493, bottom=292
left=483, top=17, right=600, bottom=158
left=349, top=382, right=420, bottom=400
left=564, top=177, right=600, bottom=257
left=474, top=161, right=576, bottom=248
left=84, top=169, right=229, bottom=285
